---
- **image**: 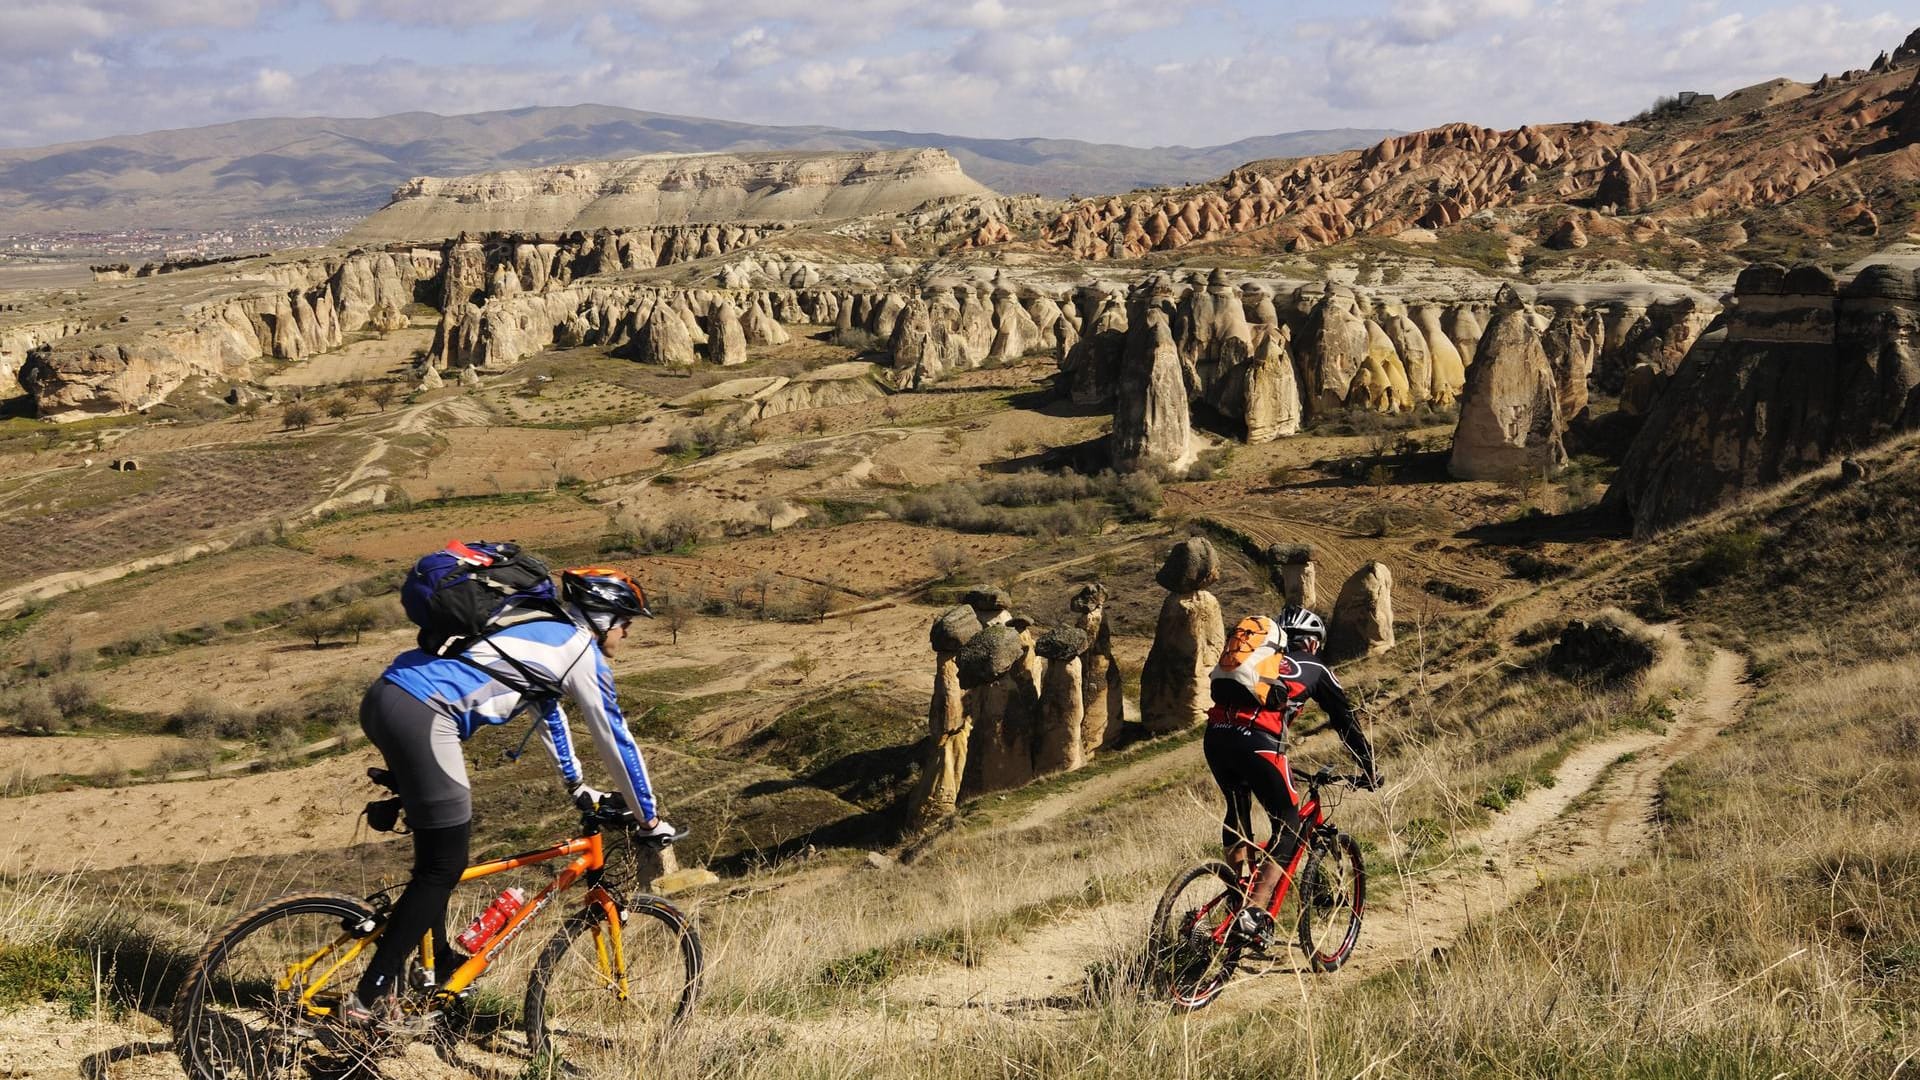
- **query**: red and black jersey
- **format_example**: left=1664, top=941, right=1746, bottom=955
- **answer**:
left=1209, top=648, right=1375, bottom=777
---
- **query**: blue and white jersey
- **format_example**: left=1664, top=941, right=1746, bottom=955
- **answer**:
left=381, top=609, right=658, bottom=820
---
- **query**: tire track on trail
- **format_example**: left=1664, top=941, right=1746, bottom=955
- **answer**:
left=885, top=645, right=1749, bottom=1016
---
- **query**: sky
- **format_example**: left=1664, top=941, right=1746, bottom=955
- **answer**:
left=0, top=0, right=1910, bottom=150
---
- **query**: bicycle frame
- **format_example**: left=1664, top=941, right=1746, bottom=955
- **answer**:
left=280, top=828, right=630, bottom=1015
left=1195, top=784, right=1334, bottom=947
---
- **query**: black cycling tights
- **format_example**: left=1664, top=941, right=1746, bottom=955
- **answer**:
left=356, top=820, right=471, bottom=1002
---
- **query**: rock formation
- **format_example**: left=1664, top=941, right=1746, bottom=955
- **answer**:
left=1059, top=285, right=1127, bottom=406
left=1070, top=584, right=1124, bottom=754
left=1416, top=304, right=1468, bottom=405
left=1269, top=545, right=1317, bottom=608
left=349, top=149, right=989, bottom=243
left=1328, top=561, right=1395, bottom=662
left=902, top=605, right=982, bottom=834
left=1301, top=286, right=1370, bottom=410
left=1448, top=286, right=1568, bottom=481
left=1140, top=538, right=1226, bottom=735
left=1240, top=326, right=1304, bottom=442
left=1608, top=262, right=1920, bottom=537
left=1594, top=149, right=1659, bottom=213
left=637, top=302, right=696, bottom=366
left=1032, top=627, right=1089, bottom=775
left=1112, top=276, right=1195, bottom=474
left=706, top=295, right=749, bottom=366
left=958, top=624, right=1040, bottom=798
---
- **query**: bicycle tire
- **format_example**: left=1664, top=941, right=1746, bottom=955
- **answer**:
left=1144, top=860, right=1245, bottom=1010
left=172, top=891, right=382, bottom=1080
left=1296, top=831, right=1365, bottom=973
left=523, top=894, right=702, bottom=1074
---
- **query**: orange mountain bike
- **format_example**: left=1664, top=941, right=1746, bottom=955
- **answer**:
left=1145, top=763, right=1367, bottom=1009
left=171, top=789, right=702, bottom=1079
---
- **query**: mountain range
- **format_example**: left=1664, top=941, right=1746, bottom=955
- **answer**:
left=0, top=104, right=1394, bottom=236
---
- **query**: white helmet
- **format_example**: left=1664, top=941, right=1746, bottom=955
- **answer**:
left=1279, top=605, right=1326, bottom=645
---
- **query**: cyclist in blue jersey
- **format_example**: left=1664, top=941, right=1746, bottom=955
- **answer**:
left=346, top=566, right=671, bottom=1024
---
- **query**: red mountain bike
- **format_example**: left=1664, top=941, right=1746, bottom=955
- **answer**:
left=1145, top=764, right=1367, bottom=1009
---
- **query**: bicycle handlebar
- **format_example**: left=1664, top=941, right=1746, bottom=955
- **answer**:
left=1288, top=764, right=1375, bottom=790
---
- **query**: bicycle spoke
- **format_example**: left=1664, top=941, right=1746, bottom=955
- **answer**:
left=526, top=902, right=701, bottom=1078
left=1147, top=862, right=1244, bottom=1009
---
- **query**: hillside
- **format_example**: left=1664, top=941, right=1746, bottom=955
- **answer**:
left=1022, top=33, right=1920, bottom=267
left=0, top=104, right=1395, bottom=235
left=2, top=342, right=1914, bottom=1077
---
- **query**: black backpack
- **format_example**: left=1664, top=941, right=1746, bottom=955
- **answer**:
left=401, top=540, right=572, bottom=697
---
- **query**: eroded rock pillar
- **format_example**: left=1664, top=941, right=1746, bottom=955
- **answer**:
left=1140, top=538, right=1226, bottom=735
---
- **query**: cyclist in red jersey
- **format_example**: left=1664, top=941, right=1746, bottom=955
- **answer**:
left=1203, top=606, right=1380, bottom=947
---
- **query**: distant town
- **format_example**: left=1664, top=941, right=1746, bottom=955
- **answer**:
left=0, top=216, right=359, bottom=261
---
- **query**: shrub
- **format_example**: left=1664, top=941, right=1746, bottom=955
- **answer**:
left=289, top=611, right=337, bottom=648
left=47, top=679, right=95, bottom=721
left=1662, top=529, right=1765, bottom=604
left=324, top=398, right=352, bottom=421
left=831, top=327, right=879, bottom=351
left=5, top=687, right=62, bottom=734
left=665, top=420, right=755, bottom=459
left=281, top=402, right=315, bottom=432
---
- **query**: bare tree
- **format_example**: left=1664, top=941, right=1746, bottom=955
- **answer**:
left=804, top=579, right=838, bottom=624
left=281, top=402, right=315, bottom=432
left=660, top=593, right=693, bottom=644
left=755, top=495, right=787, bottom=532
left=751, top=569, right=777, bottom=616
left=370, top=383, right=398, bottom=411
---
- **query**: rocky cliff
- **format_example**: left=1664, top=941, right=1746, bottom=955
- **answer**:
left=347, top=149, right=990, bottom=243
left=19, top=250, right=440, bottom=418
left=1029, top=33, right=1920, bottom=261
left=1606, top=261, right=1920, bottom=536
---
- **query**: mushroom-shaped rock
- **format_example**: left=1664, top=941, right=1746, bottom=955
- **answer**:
left=1035, top=626, right=1089, bottom=661
left=1141, top=538, right=1226, bottom=734
left=1267, top=544, right=1317, bottom=607
left=963, top=586, right=1013, bottom=626
left=1328, top=561, right=1395, bottom=662
left=957, top=624, right=1025, bottom=690
left=1156, top=536, right=1221, bottom=592
left=931, top=604, right=984, bottom=653
left=1033, top=627, right=1090, bottom=776
left=903, top=605, right=985, bottom=834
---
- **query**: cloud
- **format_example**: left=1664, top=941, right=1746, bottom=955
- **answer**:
left=0, top=0, right=1904, bottom=153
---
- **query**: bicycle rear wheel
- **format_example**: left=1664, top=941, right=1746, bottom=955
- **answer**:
left=1144, top=861, right=1245, bottom=1010
left=1296, top=831, right=1365, bottom=972
left=522, top=895, right=702, bottom=1077
left=172, top=892, right=385, bottom=1080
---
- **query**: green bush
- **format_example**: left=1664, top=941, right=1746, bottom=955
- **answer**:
left=1661, top=529, right=1765, bottom=604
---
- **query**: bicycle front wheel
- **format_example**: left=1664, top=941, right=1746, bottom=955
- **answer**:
left=172, top=891, right=383, bottom=1080
left=523, top=895, right=702, bottom=1077
left=1296, top=830, right=1366, bottom=972
left=1144, top=861, right=1245, bottom=1010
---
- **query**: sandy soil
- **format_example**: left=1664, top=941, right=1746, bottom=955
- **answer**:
left=20, top=547, right=369, bottom=653
left=297, top=502, right=613, bottom=565
left=85, top=629, right=408, bottom=716
left=264, top=328, right=433, bottom=388
left=0, top=749, right=395, bottom=875
left=0, top=733, right=196, bottom=783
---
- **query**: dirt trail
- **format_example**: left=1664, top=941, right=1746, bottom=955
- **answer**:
left=888, top=645, right=1749, bottom=1014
